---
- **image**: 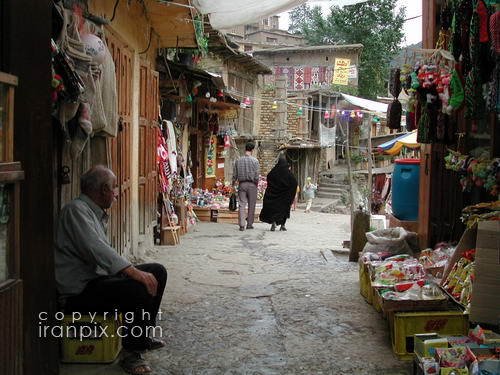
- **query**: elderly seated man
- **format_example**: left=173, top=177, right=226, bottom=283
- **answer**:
left=55, top=165, right=167, bottom=374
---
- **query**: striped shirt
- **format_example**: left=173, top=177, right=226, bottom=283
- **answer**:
left=232, top=155, right=260, bottom=184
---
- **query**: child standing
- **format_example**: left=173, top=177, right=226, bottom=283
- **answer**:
left=303, top=177, right=317, bottom=213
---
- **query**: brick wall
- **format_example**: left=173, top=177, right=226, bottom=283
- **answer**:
left=257, top=88, right=280, bottom=175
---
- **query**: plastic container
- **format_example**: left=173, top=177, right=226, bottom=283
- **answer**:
left=60, top=314, right=122, bottom=363
left=389, top=310, right=469, bottom=360
left=392, top=159, right=420, bottom=221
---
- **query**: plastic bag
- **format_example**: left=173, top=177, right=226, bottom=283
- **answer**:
left=362, top=227, right=415, bottom=255
left=229, top=192, right=237, bottom=211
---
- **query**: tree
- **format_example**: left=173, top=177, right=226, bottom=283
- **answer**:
left=288, top=4, right=312, bottom=35
left=293, top=0, right=406, bottom=99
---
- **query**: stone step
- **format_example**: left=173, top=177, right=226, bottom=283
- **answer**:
left=320, top=177, right=348, bottom=185
left=316, top=192, right=342, bottom=199
left=318, top=187, right=346, bottom=195
left=318, top=182, right=350, bottom=190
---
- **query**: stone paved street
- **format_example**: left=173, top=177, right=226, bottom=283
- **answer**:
left=61, top=210, right=411, bottom=375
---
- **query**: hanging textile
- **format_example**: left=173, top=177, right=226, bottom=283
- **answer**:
left=192, top=0, right=370, bottom=29
left=163, top=120, right=178, bottom=176
left=157, top=128, right=170, bottom=193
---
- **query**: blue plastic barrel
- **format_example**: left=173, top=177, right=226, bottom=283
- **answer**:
left=392, top=159, right=420, bottom=221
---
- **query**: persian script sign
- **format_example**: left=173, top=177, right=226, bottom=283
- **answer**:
left=332, top=58, right=350, bottom=86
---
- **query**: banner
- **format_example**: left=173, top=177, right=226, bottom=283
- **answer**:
left=332, top=58, right=350, bottom=86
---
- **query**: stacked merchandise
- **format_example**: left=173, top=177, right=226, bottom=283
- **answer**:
left=442, top=249, right=476, bottom=313
left=413, top=325, right=500, bottom=375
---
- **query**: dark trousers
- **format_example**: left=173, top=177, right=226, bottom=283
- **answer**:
left=238, top=181, right=257, bottom=227
left=65, top=263, right=167, bottom=351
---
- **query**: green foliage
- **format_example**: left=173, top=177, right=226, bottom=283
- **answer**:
left=288, top=4, right=312, bottom=34
left=291, top=0, right=406, bottom=99
left=331, top=84, right=358, bottom=96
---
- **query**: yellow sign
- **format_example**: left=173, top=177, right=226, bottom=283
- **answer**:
left=332, top=58, right=351, bottom=86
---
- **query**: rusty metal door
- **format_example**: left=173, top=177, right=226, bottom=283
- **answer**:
left=106, top=33, right=132, bottom=255
left=138, top=64, right=158, bottom=238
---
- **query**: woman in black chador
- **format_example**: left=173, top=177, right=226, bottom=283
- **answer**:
left=259, top=155, right=298, bottom=231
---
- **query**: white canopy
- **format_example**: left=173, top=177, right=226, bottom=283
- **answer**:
left=192, top=0, right=369, bottom=30
left=341, top=93, right=388, bottom=114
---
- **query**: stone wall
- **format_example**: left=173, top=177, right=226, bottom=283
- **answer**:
left=257, top=87, right=281, bottom=175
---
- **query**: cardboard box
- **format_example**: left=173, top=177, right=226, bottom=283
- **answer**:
left=441, top=226, right=477, bottom=282
left=469, top=221, right=500, bottom=326
left=414, top=333, right=449, bottom=357
left=440, top=368, right=468, bottom=375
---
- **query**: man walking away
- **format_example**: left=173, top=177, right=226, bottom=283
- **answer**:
left=232, top=141, right=260, bottom=231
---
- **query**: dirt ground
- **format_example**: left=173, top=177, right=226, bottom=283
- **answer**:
left=61, top=210, right=412, bottom=375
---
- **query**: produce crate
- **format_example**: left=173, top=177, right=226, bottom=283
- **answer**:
left=372, top=287, right=383, bottom=313
left=193, top=207, right=211, bottom=222
left=388, top=310, right=469, bottom=360
left=358, top=261, right=372, bottom=304
left=60, top=314, right=122, bottom=363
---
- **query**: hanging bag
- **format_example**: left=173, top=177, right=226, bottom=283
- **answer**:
left=229, top=192, right=238, bottom=211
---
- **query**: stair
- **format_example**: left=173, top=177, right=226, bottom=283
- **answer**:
left=302, top=172, right=350, bottom=214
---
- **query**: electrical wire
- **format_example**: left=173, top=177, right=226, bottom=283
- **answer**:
left=139, top=27, right=153, bottom=54
left=110, top=0, right=120, bottom=22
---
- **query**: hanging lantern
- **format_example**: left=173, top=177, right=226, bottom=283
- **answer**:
left=324, top=111, right=330, bottom=120
left=186, top=94, right=193, bottom=103
left=296, top=106, right=303, bottom=116
left=350, top=111, right=356, bottom=118
left=243, top=96, right=252, bottom=106
left=217, top=89, right=224, bottom=98
left=192, top=80, right=201, bottom=96
left=357, top=111, right=364, bottom=118
left=271, top=100, right=278, bottom=110
left=205, top=91, right=211, bottom=98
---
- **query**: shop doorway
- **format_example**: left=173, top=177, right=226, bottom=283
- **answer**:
left=106, top=32, right=132, bottom=255
left=138, top=63, right=159, bottom=239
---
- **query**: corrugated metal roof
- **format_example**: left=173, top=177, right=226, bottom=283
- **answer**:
left=341, top=93, right=388, bottom=113
left=253, top=44, right=364, bottom=55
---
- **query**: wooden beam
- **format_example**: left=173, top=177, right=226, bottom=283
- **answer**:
left=7, top=1, right=59, bottom=374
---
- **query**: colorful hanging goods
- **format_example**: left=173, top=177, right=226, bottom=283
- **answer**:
left=487, top=10, right=500, bottom=113
left=387, top=99, right=402, bottom=130
left=389, top=67, right=402, bottom=98
left=447, top=69, right=465, bottom=112
left=464, top=6, right=485, bottom=131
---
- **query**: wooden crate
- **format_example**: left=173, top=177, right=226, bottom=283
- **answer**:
left=193, top=207, right=211, bottom=222
left=160, top=226, right=180, bottom=246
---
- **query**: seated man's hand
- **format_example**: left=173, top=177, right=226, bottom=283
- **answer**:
left=122, top=266, right=158, bottom=296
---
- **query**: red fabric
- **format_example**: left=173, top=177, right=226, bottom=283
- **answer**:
left=303, top=67, right=312, bottom=84
left=491, top=11, right=500, bottom=53
left=477, top=0, right=489, bottom=43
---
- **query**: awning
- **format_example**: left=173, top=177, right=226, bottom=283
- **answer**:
left=341, top=93, right=388, bottom=114
left=145, top=0, right=197, bottom=48
left=192, top=0, right=370, bottom=30
left=378, top=131, right=419, bottom=155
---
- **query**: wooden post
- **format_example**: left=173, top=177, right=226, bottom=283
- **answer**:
left=346, top=117, right=355, bottom=229
left=367, top=115, right=373, bottom=215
